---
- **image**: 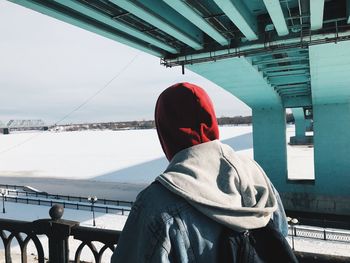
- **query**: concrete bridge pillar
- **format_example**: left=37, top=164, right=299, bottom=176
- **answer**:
left=313, top=103, right=350, bottom=196
left=294, top=108, right=306, bottom=137
left=280, top=103, right=350, bottom=215
left=252, top=106, right=287, bottom=190
left=290, top=108, right=313, bottom=145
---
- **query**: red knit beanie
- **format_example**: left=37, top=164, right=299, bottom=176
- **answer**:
left=155, top=82, right=219, bottom=161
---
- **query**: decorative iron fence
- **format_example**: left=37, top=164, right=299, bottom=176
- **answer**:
left=1, top=205, right=350, bottom=263
left=0, top=205, right=120, bottom=263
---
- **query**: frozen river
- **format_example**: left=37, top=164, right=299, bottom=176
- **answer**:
left=0, top=125, right=313, bottom=200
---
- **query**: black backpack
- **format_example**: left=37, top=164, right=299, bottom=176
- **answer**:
left=219, top=220, right=299, bottom=263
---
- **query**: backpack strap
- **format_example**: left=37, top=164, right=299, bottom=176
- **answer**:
left=218, top=220, right=299, bottom=263
left=250, top=220, right=298, bottom=263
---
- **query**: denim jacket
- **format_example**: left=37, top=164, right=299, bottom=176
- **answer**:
left=111, top=182, right=288, bottom=263
left=112, top=141, right=288, bottom=263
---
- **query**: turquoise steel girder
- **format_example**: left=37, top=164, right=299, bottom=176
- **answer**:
left=276, top=87, right=310, bottom=93
left=310, top=0, right=325, bottom=30
left=267, top=75, right=310, bottom=85
left=262, top=0, right=289, bottom=36
left=264, top=64, right=310, bottom=72
left=279, top=92, right=311, bottom=97
left=274, top=83, right=310, bottom=88
left=213, top=0, right=258, bottom=41
left=53, top=0, right=178, bottom=54
left=110, top=0, right=203, bottom=50
left=249, top=48, right=308, bottom=59
left=283, top=96, right=312, bottom=108
left=253, top=56, right=309, bottom=66
left=265, top=69, right=309, bottom=77
left=162, top=0, right=229, bottom=46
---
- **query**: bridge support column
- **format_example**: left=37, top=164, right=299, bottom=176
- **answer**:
left=290, top=108, right=313, bottom=145
left=252, top=107, right=287, bottom=190
left=277, top=104, right=350, bottom=216
left=294, top=108, right=306, bottom=137
left=313, top=103, right=350, bottom=195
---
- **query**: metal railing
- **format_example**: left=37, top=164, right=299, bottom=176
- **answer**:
left=288, top=225, right=350, bottom=243
left=0, top=184, right=134, bottom=207
left=4, top=195, right=131, bottom=215
left=0, top=184, right=22, bottom=190
left=0, top=205, right=120, bottom=263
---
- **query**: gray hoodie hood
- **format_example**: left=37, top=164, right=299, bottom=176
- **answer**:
left=156, top=140, right=277, bottom=232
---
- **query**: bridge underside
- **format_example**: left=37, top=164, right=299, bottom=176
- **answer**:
left=9, top=0, right=350, bottom=215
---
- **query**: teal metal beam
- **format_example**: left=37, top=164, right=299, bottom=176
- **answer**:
left=274, top=83, right=309, bottom=89
left=277, top=92, right=310, bottom=97
left=276, top=88, right=311, bottom=94
left=267, top=71, right=309, bottom=77
left=213, top=0, right=258, bottom=41
left=253, top=56, right=309, bottom=66
left=249, top=48, right=307, bottom=59
left=280, top=93, right=311, bottom=98
left=262, top=0, right=289, bottom=36
left=53, top=0, right=178, bottom=54
left=278, top=90, right=310, bottom=96
left=110, top=0, right=203, bottom=50
left=9, top=0, right=163, bottom=57
left=274, top=86, right=309, bottom=92
left=265, top=69, right=309, bottom=77
left=276, top=88, right=310, bottom=94
left=277, top=86, right=309, bottom=92
left=162, top=0, right=228, bottom=46
left=280, top=93, right=310, bottom=99
left=268, top=75, right=309, bottom=85
left=283, top=96, right=312, bottom=108
left=310, top=0, right=325, bottom=30
left=264, top=64, right=309, bottom=73
left=139, top=0, right=204, bottom=43
left=280, top=94, right=310, bottom=99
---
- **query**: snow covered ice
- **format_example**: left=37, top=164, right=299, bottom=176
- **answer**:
left=0, top=125, right=312, bottom=186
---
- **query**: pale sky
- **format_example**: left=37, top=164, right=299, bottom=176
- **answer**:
left=0, top=0, right=251, bottom=125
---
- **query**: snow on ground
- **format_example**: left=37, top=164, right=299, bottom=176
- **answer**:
left=286, top=236, right=350, bottom=257
left=286, top=126, right=315, bottom=180
left=0, top=129, right=165, bottom=181
left=0, top=126, right=256, bottom=199
left=0, top=125, right=313, bottom=186
left=0, top=126, right=253, bottom=182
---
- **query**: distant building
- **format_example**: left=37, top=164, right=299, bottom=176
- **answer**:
left=6, top=119, right=48, bottom=132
